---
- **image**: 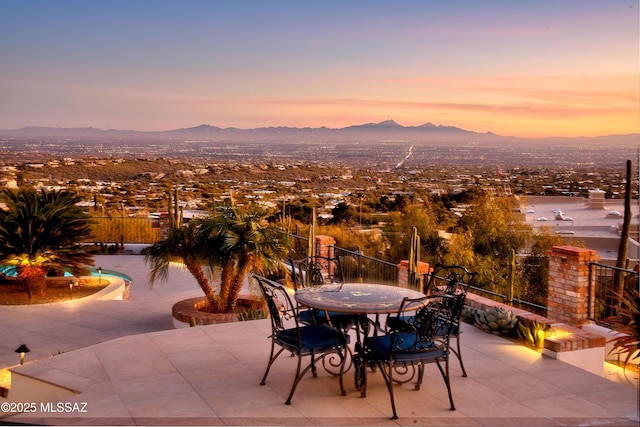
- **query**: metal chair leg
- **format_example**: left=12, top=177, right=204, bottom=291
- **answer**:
left=455, top=334, right=467, bottom=377
left=261, top=342, right=284, bottom=386
left=285, top=352, right=304, bottom=405
left=435, top=359, right=455, bottom=411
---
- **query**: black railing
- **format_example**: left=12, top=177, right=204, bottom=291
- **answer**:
left=285, top=232, right=550, bottom=310
left=287, top=232, right=310, bottom=260
left=334, top=247, right=398, bottom=285
left=285, top=233, right=398, bottom=285
left=461, top=284, right=548, bottom=316
left=589, top=262, right=638, bottom=323
left=94, top=221, right=551, bottom=313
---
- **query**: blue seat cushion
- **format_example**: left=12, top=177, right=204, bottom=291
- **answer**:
left=387, top=315, right=459, bottom=336
left=299, top=308, right=357, bottom=329
left=365, top=333, right=444, bottom=363
left=276, top=324, right=348, bottom=353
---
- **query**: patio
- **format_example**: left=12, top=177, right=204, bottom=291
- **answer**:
left=1, top=255, right=638, bottom=426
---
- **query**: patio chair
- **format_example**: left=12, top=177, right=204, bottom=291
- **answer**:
left=253, top=274, right=349, bottom=405
left=424, top=263, right=477, bottom=297
left=362, top=295, right=456, bottom=419
left=424, top=264, right=477, bottom=377
left=289, top=256, right=359, bottom=331
left=290, top=255, right=344, bottom=288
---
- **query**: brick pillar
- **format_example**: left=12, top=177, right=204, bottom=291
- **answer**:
left=315, top=235, right=337, bottom=278
left=315, top=235, right=336, bottom=259
left=397, top=260, right=431, bottom=290
left=547, top=245, right=600, bottom=325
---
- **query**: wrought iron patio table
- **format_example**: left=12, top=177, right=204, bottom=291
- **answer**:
left=294, top=282, right=428, bottom=391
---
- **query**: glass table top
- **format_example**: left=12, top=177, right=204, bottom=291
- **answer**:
left=294, top=282, right=426, bottom=314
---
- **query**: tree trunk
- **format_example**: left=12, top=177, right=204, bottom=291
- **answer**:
left=614, top=159, right=633, bottom=308
left=218, top=262, right=235, bottom=311
left=183, top=255, right=220, bottom=310
left=225, top=254, right=254, bottom=312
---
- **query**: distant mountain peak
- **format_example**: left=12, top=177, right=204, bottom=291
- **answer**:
left=377, top=119, right=401, bottom=127
left=346, top=120, right=404, bottom=130
left=169, top=124, right=222, bottom=133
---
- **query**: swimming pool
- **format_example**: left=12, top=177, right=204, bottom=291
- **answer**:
left=0, top=266, right=132, bottom=282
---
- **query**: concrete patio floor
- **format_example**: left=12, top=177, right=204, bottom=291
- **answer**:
left=1, top=255, right=638, bottom=426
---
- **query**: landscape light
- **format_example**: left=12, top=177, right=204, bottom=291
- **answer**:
left=15, top=344, right=30, bottom=365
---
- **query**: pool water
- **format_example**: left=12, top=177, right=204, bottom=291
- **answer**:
left=1, top=266, right=131, bottom=282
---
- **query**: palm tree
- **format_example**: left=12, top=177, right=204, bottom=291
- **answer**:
left=203, top=205, right=289, bottom=312
left=0, top=188, right=94, bottom=296
left=145, top=204, right=289, bottom=313
left=144, top=220, right=219, bottom=306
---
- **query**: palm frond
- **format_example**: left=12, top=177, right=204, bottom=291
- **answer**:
left=605, top=287, right=640, bottom=366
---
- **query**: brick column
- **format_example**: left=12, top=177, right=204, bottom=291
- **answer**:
left=397, top=260, right=431, bottom=290
left=315, top=235, right=336, bottom=259
left=547, top=245, right=600, bottom=325
left=314, top=235, right=337, bottom=278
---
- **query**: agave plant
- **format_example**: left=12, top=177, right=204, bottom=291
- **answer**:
left=517, top=318, right=553, bottom=349
left=474, top=307, right=518, bottom=335
left=461, top=306, right=478, bottom=324
left=604, top=287, right=639, bottom=368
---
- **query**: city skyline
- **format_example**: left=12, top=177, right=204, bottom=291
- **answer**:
left=1, top=0, right=638, bottom=138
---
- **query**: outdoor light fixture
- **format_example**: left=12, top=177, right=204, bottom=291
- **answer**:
left=15, top=344, right=30, bottom=365
left=98, top=266, right=102, bottom=284
left=69, top=279, right=73, bottom=300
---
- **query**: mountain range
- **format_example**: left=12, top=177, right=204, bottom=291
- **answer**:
left=0, top=120, right=635, bottom=145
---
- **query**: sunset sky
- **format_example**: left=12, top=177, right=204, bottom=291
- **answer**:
left=1, top=0, right=638, bottom=137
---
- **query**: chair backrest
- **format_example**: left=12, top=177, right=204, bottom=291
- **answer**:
left=252, top=274, right=301, bottom=337
left=290, top=255, right=344, bottom=290
left=387, top=295, right=453, bottom=353
left=424, top=264, right=477, bottom=296
left=433, top=292, right=466, bottom=334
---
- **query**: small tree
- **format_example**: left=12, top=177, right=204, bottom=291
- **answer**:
left=520, top=227, right=565, bottom=306
left=328, top=202, right=357, bottom=225
left=451, top=192, right=531, bottom=295
left=384, top=204, right=446, bottom=265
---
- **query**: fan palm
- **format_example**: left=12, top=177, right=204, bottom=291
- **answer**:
left=0, top=188, right=94, bottom=296
left=145, top=204, right=289, bottom=313
left=605, top=286, right=639, bottom=369
left=144, top=220, right=219, bottom=306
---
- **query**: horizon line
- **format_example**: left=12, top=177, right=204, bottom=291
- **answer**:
left=2, top=121, right=638, bottom=140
